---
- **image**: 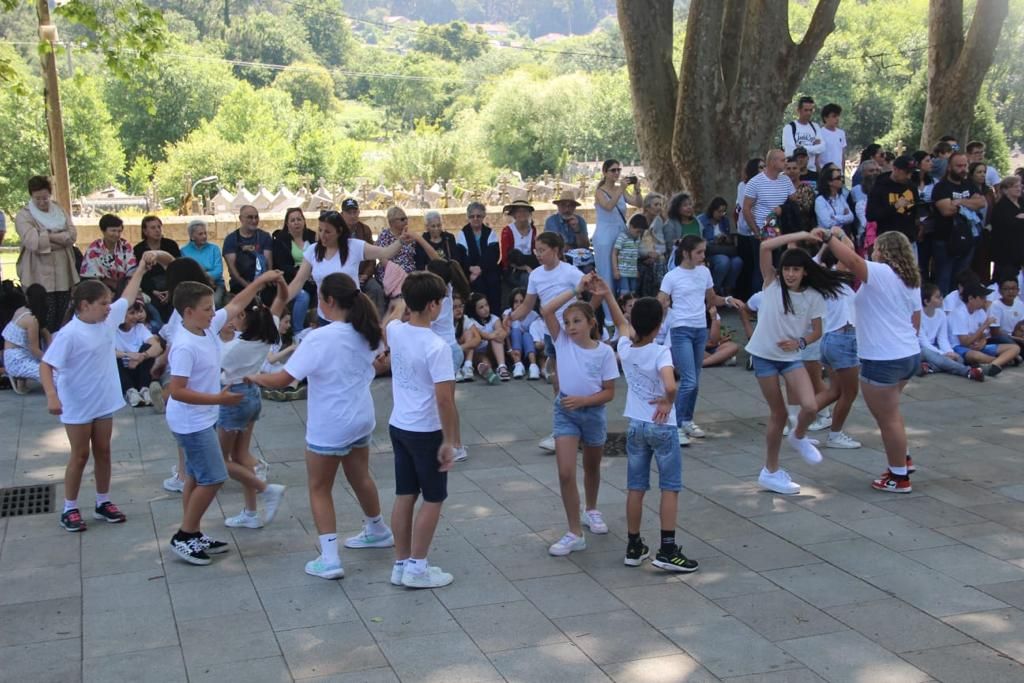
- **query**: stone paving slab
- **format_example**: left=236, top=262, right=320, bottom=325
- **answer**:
left=2, top=332, right=1024, bottom=682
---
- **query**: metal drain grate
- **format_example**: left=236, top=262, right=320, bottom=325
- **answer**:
left=0, top=485, right=54, bottom=518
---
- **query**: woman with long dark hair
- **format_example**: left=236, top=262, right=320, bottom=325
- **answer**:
left=272, top=207, right=317, bottom=332
left=698, top=196, right=742, bottom=295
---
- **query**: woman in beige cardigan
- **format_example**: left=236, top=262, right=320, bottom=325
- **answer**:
left=15, top=175, right=79, bottom=332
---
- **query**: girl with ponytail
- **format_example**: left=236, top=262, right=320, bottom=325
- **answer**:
left=248, top=273, right=392, bottom=579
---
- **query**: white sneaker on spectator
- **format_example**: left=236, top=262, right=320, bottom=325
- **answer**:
left=539, top=435, right=556, bottom=452
left=453, top=446, right=468, bottom=462
left=825, top=431, right=861, bottom=449
left=139, top=387, right=153, bottom=406
left=454, top=368, right=466, bottom=383
left=758, top=467, right=801, bottom=495
left=512, top=361, right=526, bottom=379
left=528, top=364, right=540, bottom=380
left=681, top=422, right=705, bottom=438
left=786, top=433, right=823, bottom=464
left=548, top=532, right=586, bottom=556
left=148, top=381, right=165, bottom=413
left=676, top=428, right=691, bottom=447
left=461, top=361, right=475, bottom=381
left=582, top=509, right=608, bottom=534
left=127, top=388, right=142, bottom=407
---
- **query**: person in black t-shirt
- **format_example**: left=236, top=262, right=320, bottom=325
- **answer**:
left=931, top=152, right=987, bottom=294
left=866, top=155, right=920, bottom=244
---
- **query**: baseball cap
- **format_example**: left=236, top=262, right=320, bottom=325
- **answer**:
left=341, top=198, right=359, bottom=211
left=892, top=155, right=918, bottom=171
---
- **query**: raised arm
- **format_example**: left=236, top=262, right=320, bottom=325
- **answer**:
left=595, top=275, right=632, bottom=340
left=269, top=275, right=290, bottom=318
left=286, top=260, right=313, bottom=301
left=541, top=282, right=583, bottom=341
left=364, top=232, right=413, bottom=262
left=594, top=185, right=621, bottom=211
left=119, top=253, right=154, bottom=308
left=509, top=292, right=539, bottom=322
left=815, top=226, right=868, bottom=283
left=225, top=271, right=284, bottom=320
left=759, top=231, right=821, bottom=286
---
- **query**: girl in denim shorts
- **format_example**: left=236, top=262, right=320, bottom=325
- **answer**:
left=540, top=273, right=620, bottom=557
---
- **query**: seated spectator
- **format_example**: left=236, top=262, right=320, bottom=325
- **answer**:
left=499, top=200, right=538, bottom=291
left=638, top=192, right=666, bottom=296
left=133, top=215, right=181, bottom=324
left=222, top=205, right=272, bottom=295
left=815, top=167, right=855, bottom=234
left=502, top=287, right=540, bottom=380
left=114, top=300, right=162, bottom=407
left=80, top=213, right=137, bottom=291
left=703, top=306, right=739, bottom=367
left=377, top=207, right=419, bottom=279
left=270, top=208, right=315, bottom=332
left=543, top=192, right=589, bottom=249
left=466, top=291, right=507, bottom=383
left=784, top=154, right=817, bottom=231
left=988, top=272, right=1024, bottom=348
left=456, top=202, right=502, bottom=315
left=415, top=210, right=459, bottom=268
left=948, top=281, right=1020, bottom=376
left=2, top=282, right=49, bottom=393
left=180, top=218, right=226, bottom=307
left=698, top=197, right=742, bottom=295
left=666, top=192, right=700, bottom=239
left=918, top=283, right=984, bottom=381
left=452, top=292, right=482, bottom=383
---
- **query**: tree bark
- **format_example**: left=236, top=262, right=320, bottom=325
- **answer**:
left=920, top=0, right=1009, bottom=149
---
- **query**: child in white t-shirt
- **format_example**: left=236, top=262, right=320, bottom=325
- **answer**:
left=114, top=300, right=162, bottom=408
left=250, top=272, right=396, bottom=580
left=466, top=292, right=507, bottom=384
left=164, top=270, right=283, bottom=566
left=918, top=283, right=983, bottom=381
left=988, top=274, right=1024, bottom=349
left=607, top=288, right=699, bottom=573
left=948, top=282, right=1020, bottom=376
left=502, top=287, right=541, bottom=379
left=542, top=272, right=620, bottom=558
left=40, top=254, right=154, bottom=533
left=452, top=292, right=482, bottom=382
left=702, top=306, right=740, bottom=367
left=384, top=271, right=461, bottom=589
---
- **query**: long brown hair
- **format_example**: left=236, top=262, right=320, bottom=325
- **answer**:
left=564, top=300, right=599, bottom=340
left=319, top=272, right=381, bottom=349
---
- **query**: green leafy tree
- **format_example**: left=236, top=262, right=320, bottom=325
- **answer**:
left=411, top=20, right=489, bottom=62
left=61, top=75, right=126, bottom=193
left=367, top=53, right=453, bottom=130
left=274, top=62, right=335, bottom=110
left=291, top=104, right=364, bottom=183
left=224, top=11, right=314, bottom=87
left=288, top=0, right=353, bottom=67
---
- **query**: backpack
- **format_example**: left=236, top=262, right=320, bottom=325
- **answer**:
left=947, top=213, right=974, bottom=258
left=788, top=121, right=818, bottom=148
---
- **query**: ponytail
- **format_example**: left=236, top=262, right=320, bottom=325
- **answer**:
left=320, top=272, right=382, bottom=349
left=63, top=280, right=111, bottom=327
left=239, top=300, right=281, bottom=345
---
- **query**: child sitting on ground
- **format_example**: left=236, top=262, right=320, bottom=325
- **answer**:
left=949, top=281, right=1021, bottom=377
left=987, top=272, right=1024, bottom=350
left=502, top=287, right=541, bottom=379
left=115, top=300, right=163, bottom=407
left=918, top=283, right=985, bottom=381
left=453, top=293, right=482, bottom=382
left=703, top=306, right=740, bottom=367
left=465, top=292, right=507, bottom=384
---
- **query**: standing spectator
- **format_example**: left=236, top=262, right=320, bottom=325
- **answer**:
left=180, top=219, right=226, bottom=308
left=340, top=198, right=386, bottom=314
left=851, top=160, right=880, bottom=233
left=270, top=208, right=315, bottom=331
left=782, top=96, right=825, bottom=173
left=785, top=154, right=817, bottom=231
left=15, top=175, right=79, bottom=332
left=698, top=197, right=742, bottom=296
left=867, top=155, right=920, bottom=244
left=543, top=191, right=589, bottom=249
left=930, top=140, right=955, bottom=182
left=736, top=158, right=765, bottom=298
left=499, top=200, right=537, bottom=291
left=80, top=214, right=137, bottom=292
left=415, top=210, right=459, bottom=269
left=931, top=152, right=988, bottom=294
left=376, top=207, right=419, bottom=279
left=817, top=103, right=847, bottom=174
left=990, top=176, right=1024, bottom=279
left=969, top=161, right=997, bottom=280
left=815, top=167, right=855, bottom=234
left=966, top=141, right=1002, bottom=188
left=793, top=147, right=818, bottom=184
left=594, top=159, right=642, bottom=315
left=222, top=205, right=272, bottom=295
left=851, top=144, right=884, bottom=186
left=455, top=201, right=501, bottom=314
left=638, top=192, right=666, bottom=296
left=743, top=150, right=797, bottom=241
left=612, top=214, right=645, bottom=296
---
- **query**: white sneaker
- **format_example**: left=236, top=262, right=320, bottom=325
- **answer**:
left=677, top=428, right=691, bottom=447
left=725, top=356, right=738, bottom=366
left=258, top=484, right=286, bottom=524
left=162, top=465, right=184, bottom=493
left=344, top=526, right=395, bottom=549
left=148, top=381, right=165, bottom=413
left=539, top=435, right=556, bottom=452
left=461, top=361, right=475, bottom=381
left=453, top=446, right=468, bottom=462
left=786, top=432, right=823, bottom=464
left=549, top=532, right=586, bottom=556
left=254, top=458, right=269, bottom=482
left=390, top=562, right=406, bottom=586
left=454, top=368, right=466, bottom=383
left=305, top=556, right=345, bottom=579
left=825, top=431, right=861, bottom=449
left=139, top=387, right=153, bottom=406
left=127, top=388, right=142, bottom=407
left=224, top=510, right=263, bottom=529
left=582, top=509, right=608, bottom=534
left=401, top=564, right=454, bottom=588
left=681, top=422, right=705, bottom=438
left=808, top=414, right=832, bottom=432
left=758, top=467, right=801, bottom=495
left=528, top=364, right=540, bottom=380
left=512, top=361, right=526, bottom=379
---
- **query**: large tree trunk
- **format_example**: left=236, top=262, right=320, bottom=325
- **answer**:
left=920, top=0, right=1009, bottom=149
left=618, top=0, right=839, bottom=203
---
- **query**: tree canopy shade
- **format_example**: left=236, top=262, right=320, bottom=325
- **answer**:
left=617, top=0, right=840, bottom=201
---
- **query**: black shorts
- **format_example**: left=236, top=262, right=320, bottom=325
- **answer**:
left=390, top=425, right=447, bottom=503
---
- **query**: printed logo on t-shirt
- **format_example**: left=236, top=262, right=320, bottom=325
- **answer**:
left=626, top=362, right=661, bottom=400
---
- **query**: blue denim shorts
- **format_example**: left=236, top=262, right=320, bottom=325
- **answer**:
left=821, top=329, right=859, bottom=370
left=860, top=353, right=920, bottom=386
left=307, top=435, right=371, bottom=457
left=553, top=394, right=607, bottom=447
left=218, top=383, right=261, bottom=432
left=751, top=354, right=805, bottom=378
left=173, top=426, right=228, bottom=486
left=953, top=343, right=999, bottom=359
left=626, top=419, right=681, bottom=492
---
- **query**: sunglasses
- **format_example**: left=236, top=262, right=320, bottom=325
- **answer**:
left=609, top=168, right=622, bottom=173
left=830, top=175, right=843, bottom=181
left=468, top=214, right=485, bottom=219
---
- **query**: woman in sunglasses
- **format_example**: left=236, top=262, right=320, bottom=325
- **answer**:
left=814, top=164, right=855, bottom=232
left=594, top=159, right=642, bottom=323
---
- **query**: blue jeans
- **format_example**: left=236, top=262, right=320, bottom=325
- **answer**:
left=173, top=426, right=228, bottom=486
left=669, top=326, right=707, bottom=425
left=920, top=347, right=969, bottom=376
left=626, top=419, right=681, bottom=491
left=509, top=326, right=535, bottom=358
left=751, top=354, right=804, bottom=378
left=931, top=238, right=975, bottom=295
left=708, top=254, right=743, bottom=295
left=617, top=276, right=638, bottom=296
left=291, top=288, right=311, bottom=334
left=307, top=434, right=371, bottom=456
left=218, top=383, right=261, bottom=431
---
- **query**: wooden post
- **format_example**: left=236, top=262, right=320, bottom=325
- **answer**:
left=36, top=0, right=71, bottom=214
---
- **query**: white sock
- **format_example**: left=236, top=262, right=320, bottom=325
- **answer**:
left=406, top=557, right=427, bottom=574
left=63, top=499, right=77, bottom=513
left=787, top=406, right=799, bottom=423
left=319, top=533, right=339, bottom=562
left=366, top=515, right=389, bottom=535
left=889, top=466, right=909, bottom=476
left=818, top=408, right=830, bottom=418
left=95, top=492, right=110, bottom=506
left=243, top=509, right=258, bottom=517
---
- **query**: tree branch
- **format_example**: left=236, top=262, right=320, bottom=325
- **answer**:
left=952, top=0, right=1010, bottom=84
left=790, top=0, right=842, bottom=89
left=720, top=0, right=747, bottom=90
left=928, top=0, right=965, bottom=80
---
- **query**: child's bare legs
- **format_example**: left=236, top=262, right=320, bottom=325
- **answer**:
left=555, top=436, right=582, bottom=535
left=757, top=376, right=788, bottom=472
left=339, top=447, right=382, bottom=519
left=805, top=360, right=826, bottom=396
left=490, top=340, right=507, bottom=367
left=820, top=366, right=859, bottom=431
left=582, top=445, right=602, bottom=511
left=305, top=450, right=341, bottom=534
left=626, top=490, right=645, bottom=534
left=784, top=368, right=817, bottom=439
left=219, top=426, right=266, bottom=512
left=411, top=501, right=443, bottom=558
left=392, top=494, right=415, bottom=560
left=967, top=344, right=1020, bottom=368
left=181, top=477, right=222, bottom=533
left=509, top=348, right=522, bottom=365
left=860, top=381, right=908, bottom=469
left=63, top=418, right=113, bottom=502
left=703, top=341, right=740, bottom=367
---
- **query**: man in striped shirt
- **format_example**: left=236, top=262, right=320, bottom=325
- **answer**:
left=742, top=149, right=797, bottom=239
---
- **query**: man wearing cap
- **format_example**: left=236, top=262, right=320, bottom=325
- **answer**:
left=500, top=199, right=538, bottom=290
left=340, top=198, right=387, bottom=314
left=867, top=155, right=920, bottom=244
left=544, top=192, right=589, bottom=249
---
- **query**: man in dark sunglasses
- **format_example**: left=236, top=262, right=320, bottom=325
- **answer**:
left=867, top=155, right=920, bottom=244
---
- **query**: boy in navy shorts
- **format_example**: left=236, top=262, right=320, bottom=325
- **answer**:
left=386, top=272, right=460, bottom=588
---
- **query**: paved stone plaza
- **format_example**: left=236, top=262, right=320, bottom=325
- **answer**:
left=3, top=327, right=1024, bottom=682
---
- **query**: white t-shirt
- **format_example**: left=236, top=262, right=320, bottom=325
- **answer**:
left=431, top=285, right=456, bottom=346
left=948, top=306, right=991, bottom=344
left=115, top=323, right=152, bottom=354
left=918, top=309, right=954, bottom=354
left=469, top=315, right=500, bottom=350
left=221, top=338, right=272, bottom=384
left=303, top=240, right=366, bottom=319
left=989, top=298, right=1024, bottom=334
left=388, top=320, right=455, bottom=432
left=617, top=337, right=675, bottom=425
left=735, top=181, right=751, bottom=236
left=817, top=127, right=847, bottom=172
left=744, top=280, right=826, bottom=362
left=165, top=309, right=228, bottom=434
left=553, top=331, right=619, bottom=397
left=854, top=261, right=922, bottom=360
left=747, top=290, right=764, bottom=312
left=43, top=298, right=130, bottom=424
left=660, top=266, right=714, bottom=329
left=160, top=310, right=182, bottom=345
left=823, top=284, right=856, bottom=333
left=942, top=290, right=966, bottom=315
left=285, top=322, right=379, bottom=446
left=526, top=261, right=584, bottom=329
left=528, top=317, right=547, bottom=343
left=507, top=225, right=534, bottom=254
left=782, top=120, right=826, bottom=170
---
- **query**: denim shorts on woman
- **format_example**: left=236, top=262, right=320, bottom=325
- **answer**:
left=820, top=329, right=859, bottom=370
left=173, top=426, right=228, bottom=486
left=218, top=382, right=261, bottom=432
left=750, top=354, right=805, bottom=378
left=552, top=394, right=607, bottom=446
left=860, top=353, right=920, bottom=386
left=626, top=419, right=682, bottom=492
left=307, top=435, right=371, bottom=457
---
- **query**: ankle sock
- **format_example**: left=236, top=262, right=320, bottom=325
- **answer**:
left=63, top=499, right=77, bottom=513
left=406, top=557, right=427, bottom=574
left=889, top=466, right=909, bottom=477
left=242, top=509, right=258, bottom=517
left=175, top=529, right=201, bottom=541
left=660, top=530, right=675, bottom=554
left=627, top=532, right=640, bottom=545
left=95, top=492, right=110, bottom=506
left=319, top=533, right=339, bottom=563
left=366, top=515, right=389, bottom=535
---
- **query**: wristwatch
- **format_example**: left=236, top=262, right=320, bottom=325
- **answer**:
left=822, top=232, right=833, bottom=243
left=798, top=337, right=807, bottom=350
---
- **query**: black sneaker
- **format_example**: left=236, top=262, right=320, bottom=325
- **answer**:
left=986, top=363, right=1002, bottom=377
left=624, top=538, right=650, bottom=567
left=93, top=501, right=127, bottom=523
left=198, top=534, right=230, bottom=555
left=59, top=508, right=87, bottom=532
left=170, top=535, right=211, bottom=565
left=652, top=545, right=699, bottom=573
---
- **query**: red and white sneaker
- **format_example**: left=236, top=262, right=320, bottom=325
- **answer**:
left=94, top=501, right=127, bottom=523
left=906, top=456, right=916, bottom=474
left=872, top=471, right=912, bottom=494
left=59, top=508, right=87, bottom=532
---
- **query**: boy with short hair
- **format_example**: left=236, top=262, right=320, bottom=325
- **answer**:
left=166, top=270, right=283, bottom=565
left=949, top=281, right=1021, bottom=377
left=613, top=215, right=646, bottom=296
left=918, top=283, right=984, bottom=382
left=604, top=284, right=698, bottom=573
left=818, top=103, right=847, bottom=173
left=988, top=274, right=1024, bottom=349
left=387, top=271, right=460, bottom=588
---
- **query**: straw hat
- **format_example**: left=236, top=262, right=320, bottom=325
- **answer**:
left=502, top=199, right=534, bottom=214
left=553, top=190, right=581, bottom=208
